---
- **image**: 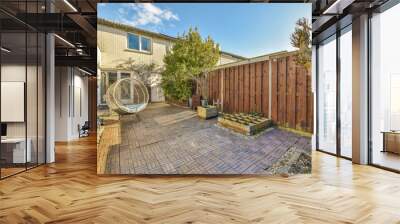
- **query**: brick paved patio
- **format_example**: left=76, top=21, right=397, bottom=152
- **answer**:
left=104, top=103, right=311, bottom=174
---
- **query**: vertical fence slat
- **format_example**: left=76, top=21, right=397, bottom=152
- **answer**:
left=256, top=62, right=262, bottom=113
left=243, top=64, right=250, bottom=113
left=234, top=66, right=239, bottom=113
left=287, top=56, right=297, bottom=129
left=226, top=68, right=230, bottom=112
left=271, top=59, right=278, bottom=122
left=278, top=57, right=287, bottom=125
left=249, top=63, right=256, bottom=112
left=230, top=67, right=233, bottom=112
left=238, top=65, right=244, bottom=112
left=262, top=60, right=269, bottom=117
left=296, top=66, right=307, bottom=131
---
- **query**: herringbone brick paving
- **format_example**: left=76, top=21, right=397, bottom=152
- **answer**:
left=103, top=103, right=311, bottom=174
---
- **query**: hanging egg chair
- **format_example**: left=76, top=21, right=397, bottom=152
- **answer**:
left=105, top=78, right=149, bottom=114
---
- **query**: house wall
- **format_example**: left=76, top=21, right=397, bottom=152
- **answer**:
left=97, top=24, right=173, bottom=69
left=218, top=54, right=242, bottom=65
left=98, top=24, right=242, bottom=69
left=97, top=21, right=244, bottom=105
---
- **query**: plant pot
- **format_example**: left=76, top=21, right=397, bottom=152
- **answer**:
left=201, top=99, right=208, bottom=107
left=197, top=105, right=218, bottom=119
left=188, top=97, right=193, bottom=108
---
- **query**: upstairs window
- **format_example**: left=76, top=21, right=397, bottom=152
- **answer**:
left=127, top=33, right=151, bottom=52
left=141, top=37, right=151, bottom=52
left=127, top=33, right=140, bottom=50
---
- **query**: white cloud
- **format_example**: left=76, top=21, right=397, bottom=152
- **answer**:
left=120, top=3, right=179, bottom=27
left=118, top=7, right=126, bottom=15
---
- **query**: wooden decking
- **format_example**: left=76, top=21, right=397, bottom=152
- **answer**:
left=98, top=103, right=311, bottom=174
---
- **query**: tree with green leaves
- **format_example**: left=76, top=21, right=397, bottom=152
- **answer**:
left=161, top=27, right=220, bottom=101
left=290, top=17, right=311, bottom=71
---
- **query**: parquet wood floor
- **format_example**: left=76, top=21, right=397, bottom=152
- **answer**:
left=1, top=135, right=400, bottom=223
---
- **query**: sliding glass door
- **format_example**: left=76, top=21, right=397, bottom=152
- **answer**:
left=370, top=3, right=400, bottom=171
left=317, top=24, right=353, bottom=158
left=0, top=1, right=46, bottom=179
left=317, top=35, right=337, bottom=154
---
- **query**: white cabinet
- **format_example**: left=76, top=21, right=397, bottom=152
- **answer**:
left=1, top=138, right=32, bottom=163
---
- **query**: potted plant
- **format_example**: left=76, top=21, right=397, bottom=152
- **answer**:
left=201, top=97, right=208, bottom=107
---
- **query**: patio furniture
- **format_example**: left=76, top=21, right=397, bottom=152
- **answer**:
left=105, top=78, right=149, bottom=114
left=381, top=131, right=400, bottom=154
left=79, top=121, right=90, bottom=138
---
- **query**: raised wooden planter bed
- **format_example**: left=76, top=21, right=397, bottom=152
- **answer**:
left=197, top=105, right=218, bottom=119
left=218, top=112, right=273, bottom=135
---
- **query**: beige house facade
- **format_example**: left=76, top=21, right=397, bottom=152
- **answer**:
left=97, top=19, right=245, bottom=104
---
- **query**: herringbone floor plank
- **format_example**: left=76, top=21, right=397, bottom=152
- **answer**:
left=1, top=135, right=400, bottom=223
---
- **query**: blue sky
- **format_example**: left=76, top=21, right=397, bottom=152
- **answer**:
left=98, top=3, right=311, bottom=58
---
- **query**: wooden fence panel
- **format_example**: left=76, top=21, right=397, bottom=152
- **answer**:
left=224, top=68, right=229, bottom=112
left=238, top=65, right=244, bottom=112
left=287, top=56, right=297, bottom=129
left=214, top=71, right=221, bottom=101
left=249, top=63, right=256, bottom=112
left=296, top=66, right=306, bottom=130
left=262, top=61, right=269, bottom=117
left=271, top=59, right=278, bottom=122
left=234, top=66, right=239, bottom=113
left=278, top=57, right=287, bottom=125
left=255, top=62, right=262, bottom=113
left=230, top=68, right=234, bottom=112
left=203, top=54, right=313, bottom=133
left=243, top=64, right=250, bottom=113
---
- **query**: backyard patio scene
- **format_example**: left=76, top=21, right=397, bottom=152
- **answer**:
left=97, top=3, right=312, bottom=175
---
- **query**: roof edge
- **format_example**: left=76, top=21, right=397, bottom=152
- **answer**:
left=98, top=18, right=246, bottom=60
left=210, top=50, right=298, bottom=71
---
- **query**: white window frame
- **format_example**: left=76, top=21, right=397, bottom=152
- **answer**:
left=99, top=70, right=133, bottom=105
left=127, top=32, right=152, bottom=53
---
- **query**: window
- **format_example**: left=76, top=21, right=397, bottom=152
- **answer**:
left=390, top=74, right=400, bottom=130
left=108, top=72, right=118, bottom=87
left=141, top=37, right=151, bottom=52
left=317, top=35, right=337, bottom=155
left=127, top=33, right=151, bottom=52
left=370, top=3, right=400, bottom=171
left=98, top=72, right=133, bottom=105
left=127, top=33, right=140, bottom=50
left=120, top=73, right=131, bottom=100
left=339, top=26, right=352, bottom=158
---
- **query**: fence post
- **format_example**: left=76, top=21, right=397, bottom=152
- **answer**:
left=220, top=69, right=224, bottom=112
left=268, top=59, right=272, bottom=119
